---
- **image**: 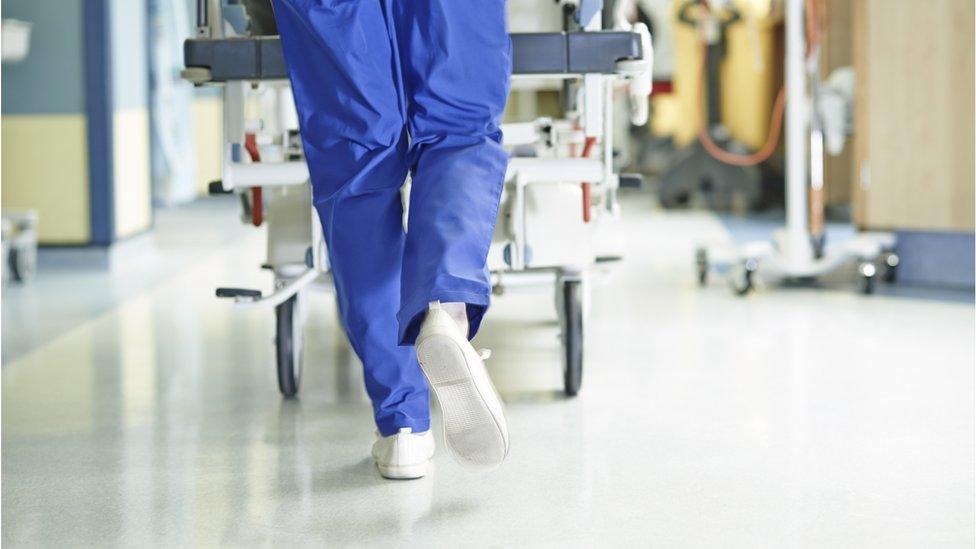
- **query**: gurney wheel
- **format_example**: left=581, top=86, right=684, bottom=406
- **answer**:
left=275, top=295, right=303, bottom=398
left=562, top=279, right=584, bottom=397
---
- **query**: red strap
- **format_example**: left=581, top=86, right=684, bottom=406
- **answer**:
left=579, top=136, right=597, bottom=223
left=244, top=133, right=263, bottom=227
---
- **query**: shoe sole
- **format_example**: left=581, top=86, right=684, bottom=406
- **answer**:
left=416, top=333, right=508, bottom=469
left=376, top=461, right=429, bottom=480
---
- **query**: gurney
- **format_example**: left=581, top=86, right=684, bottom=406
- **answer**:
left=184, top=0, right=652, bottom=397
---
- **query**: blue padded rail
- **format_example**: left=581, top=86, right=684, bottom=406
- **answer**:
left=183, top=31, right=642, bottom=82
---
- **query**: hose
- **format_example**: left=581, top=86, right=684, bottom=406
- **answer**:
left=580, top=136, right=597, bottom=223
left=693, top=0, right=822, bottom=167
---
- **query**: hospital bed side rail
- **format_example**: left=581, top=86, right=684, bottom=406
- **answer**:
left=182, top=31, right=643, bottom=84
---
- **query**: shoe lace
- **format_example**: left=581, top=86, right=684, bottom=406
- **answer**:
left=478, top=348, right=492, bottom=361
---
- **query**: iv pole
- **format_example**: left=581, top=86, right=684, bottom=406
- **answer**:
left=697, top=0, right=897, bottom=295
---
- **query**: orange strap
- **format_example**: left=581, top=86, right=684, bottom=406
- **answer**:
left=580, top=136, right=597, bottom=223
left=244, top=133, right=264, bottom=227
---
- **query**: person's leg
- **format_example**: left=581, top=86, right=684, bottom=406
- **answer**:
left=391, top=0, right=512, bottom=345
left=391, top=0, right=512, bottom=469
left=272, top=0, right=429, bottom=436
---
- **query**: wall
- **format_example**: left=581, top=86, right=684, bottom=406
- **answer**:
left=853, top=0, right=975, bottom=232
left=1, top=0, right=152, bottom=246
left=191, top=91, right=223, bottom=196
left=2, top=1, right=91, bottom=244
left=109, top=0, right=152, bottom=238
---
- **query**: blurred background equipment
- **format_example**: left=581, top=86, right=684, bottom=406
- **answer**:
left=1, top=18, right=32, bottom=62
left=696, top=0, right=897, bottom=295
left=658, top=0, right=772, bottom=211
left=1, top=210, right=38, bottom=283
left=656, top=0, right=784, bottom=211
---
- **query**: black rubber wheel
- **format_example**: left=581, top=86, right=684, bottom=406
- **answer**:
left=858, top=262, right=877, bottom=295
left=860, top=273, right=876, bottom=295
left=881, top=252, right=899, bottom=283
left=275, top=295, right=302, bottom=398
left=734, top=271, right=753, bottom=296
left=732, top=260, right=757, bottom=296
left=562, top=279, right=584, bottom=397
left=811, top=234, right=826, bottom=259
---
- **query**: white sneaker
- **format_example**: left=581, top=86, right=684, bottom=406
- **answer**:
left=415, top=302, right=510, bottom=469
left=371, top=428, right=435, bottom=479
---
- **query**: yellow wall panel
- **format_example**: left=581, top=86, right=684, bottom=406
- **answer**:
left=192, top=95, right=223, bottom=196
left=1, top=114, right=91, bottom=244
left=113, top=108, right=152, bottom=238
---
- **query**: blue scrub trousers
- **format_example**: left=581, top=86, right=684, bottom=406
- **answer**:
left=272, top=0, right=511, bottom=436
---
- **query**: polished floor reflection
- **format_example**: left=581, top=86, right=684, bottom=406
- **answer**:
left=3, top=193, right=974, bottom=547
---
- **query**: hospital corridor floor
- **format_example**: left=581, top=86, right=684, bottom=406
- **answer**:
left=2, top=191, right=974, bottom=547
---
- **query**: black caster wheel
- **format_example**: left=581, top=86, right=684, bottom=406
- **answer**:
left=695, top=248, right=708, bottom=286
left=561, top=278, right=584, bottom=397
left=811, top=234, right=826, bottom=259
left=731, top=258, right=758, bottom=296
left=881, top=251, right=899, bottom=283
left=275, top=295, right=303, bottom=398
left=8, top=246, right=36, bottom=283
left=858, top=261, right=877, bottom=295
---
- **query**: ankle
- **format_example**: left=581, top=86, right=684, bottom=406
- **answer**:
left=430, top=301, right=469, bottom=338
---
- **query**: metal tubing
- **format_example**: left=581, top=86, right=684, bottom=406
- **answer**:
left=602, top=77, right=617, bottom=212
left=224, top=158, right=310, bottom=189
left=513, top=176, right=527, bottom=271
left=809, top=127, right=825, bottom=243
left=505, top=158, right=604, bottom=183
left=233, top=269, right=320, bottom=310
left=196, top=0, right=207, bottom=30
left=207, top=0, right=223, bottom=38
left=500, top=122, right=541, bottom=146
left=785, top=0, right=808, bottom=241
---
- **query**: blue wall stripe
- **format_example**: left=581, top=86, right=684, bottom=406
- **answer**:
left=895, top=230, right=976, bottom=290
left=84, top=0, right=116, bottom=245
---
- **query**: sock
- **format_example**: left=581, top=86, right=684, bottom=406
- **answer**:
left=434, top=301, right=469, bottom=339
